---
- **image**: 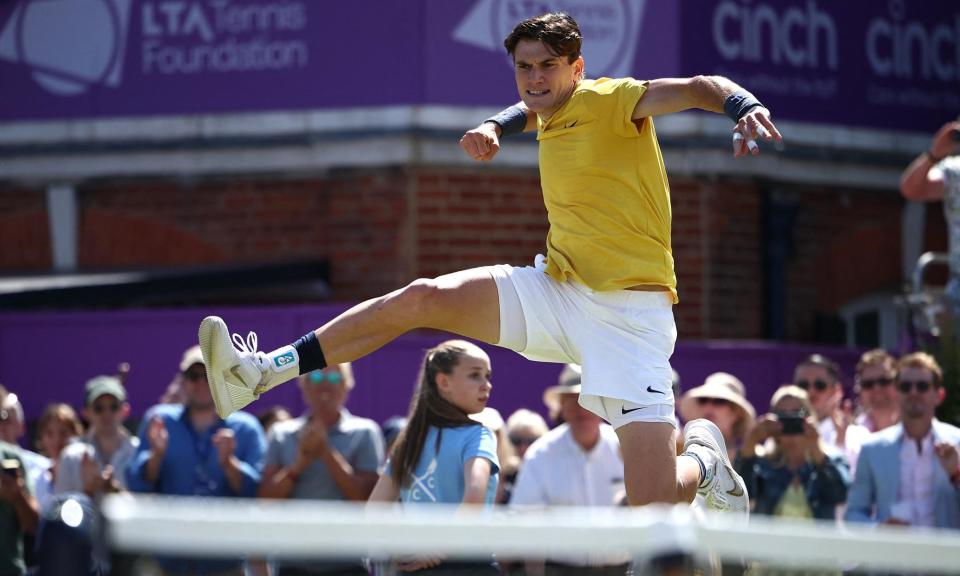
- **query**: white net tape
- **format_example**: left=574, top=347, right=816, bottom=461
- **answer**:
left=102, top=495, right=960, bottom=574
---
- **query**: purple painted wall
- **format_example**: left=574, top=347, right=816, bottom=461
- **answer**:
left=0, top=304, right=862, bottom=430
left=0, top=0, right=954, bottom=131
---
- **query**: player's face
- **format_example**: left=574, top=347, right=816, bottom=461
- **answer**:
left=436, top=349, right=492, bottom=415
left=512, top=39, right=583, bottom=121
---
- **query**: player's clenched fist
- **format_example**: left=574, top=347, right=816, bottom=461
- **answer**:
left=460, top=123, right=500, bottom=162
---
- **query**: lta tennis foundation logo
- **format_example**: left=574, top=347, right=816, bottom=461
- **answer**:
left=0, top=0, right=133, bottom=96
left=453, top=0, right=646, bottom=78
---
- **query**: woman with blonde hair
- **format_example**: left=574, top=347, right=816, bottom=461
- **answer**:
left=735, top=386, right=849, bottom=521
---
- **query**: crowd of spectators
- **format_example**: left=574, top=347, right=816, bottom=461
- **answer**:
left=0, top=343, right=957, bottom=575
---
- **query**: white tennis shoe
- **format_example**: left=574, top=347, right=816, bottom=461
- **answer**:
left=198, top=316, right=300, bottom=419
left=682, top=418, right=749, bottom=516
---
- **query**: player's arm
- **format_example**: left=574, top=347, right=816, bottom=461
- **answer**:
left=459, top=103, right=536, bottom=163
left=632, top=76, right=782, bottom=157
left=900, top=121, right=957, bottom=201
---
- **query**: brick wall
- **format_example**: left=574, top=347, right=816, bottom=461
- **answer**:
left=77, top=172, right=410, bottom=299
left=3, top=170, right=939, bottom=342
left=0, top=188, right=50, bottom=269
left=782, top=187, right=907, bottom=341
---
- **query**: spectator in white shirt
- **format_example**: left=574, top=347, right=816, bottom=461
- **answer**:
left=793, top=354, right=869, bottom=473
left=510, top=364, right=627, bottom=575
left=55, top=376, right=138, bottom=498
left=853, top=349, right=900, bottom=433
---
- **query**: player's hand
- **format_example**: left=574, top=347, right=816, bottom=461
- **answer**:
left=460, top=123, right=501, bottom=162
left=733, top=106, right=781, bottom=157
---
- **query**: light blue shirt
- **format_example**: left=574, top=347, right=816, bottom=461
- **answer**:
left=394, top=424, right=499, bottom=505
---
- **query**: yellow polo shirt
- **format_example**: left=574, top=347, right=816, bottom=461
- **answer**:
left=537, top=77, right=677, bottom=303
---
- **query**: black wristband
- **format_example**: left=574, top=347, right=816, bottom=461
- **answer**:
left=724, top=91, right=763, bottom=123
left=292, top=331, right=326, bottom=375
left=484, top=105, right=527, bottom=137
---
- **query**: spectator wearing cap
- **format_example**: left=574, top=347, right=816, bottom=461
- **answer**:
left=126, top=345, right=266, bottom=576
left=55, top=376, right=138, bottom=498
left=510, top=364, right=627, bottom=575
left=853, top=349, right=900, bottom=433
left=258, top=364, right=383, bottom=576
left=679, top=372, right=755, bottom=461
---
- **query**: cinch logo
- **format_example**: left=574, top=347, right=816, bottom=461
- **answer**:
left=712, top=0, right=838, bottom=70
left=452, top=0, right=646, bottom=78
left=0, top=0, right=133, bottom=96
left=866, top=0, right=960, bottom=81
left=274, top=352, right=295, bottom=368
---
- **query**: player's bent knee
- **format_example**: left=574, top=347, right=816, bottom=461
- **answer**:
left=390, top=278, right=442, bottom=323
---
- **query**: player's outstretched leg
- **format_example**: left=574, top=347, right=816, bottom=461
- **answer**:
left=681, top=418, right=749, bottom=515
left=199, top=268, right=500, bottom=419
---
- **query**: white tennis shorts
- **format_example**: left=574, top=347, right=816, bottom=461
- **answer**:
left=488, top=257, right=677, bottom=428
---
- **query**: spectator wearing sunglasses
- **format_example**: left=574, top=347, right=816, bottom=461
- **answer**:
left=793, top=355, right=869, bottom=473
left=55, top=376, right=138, bottom=498
left=258, top=364, right=384, bottom=575
left=845, top=352, right=960, bottom=528
left=505, top=409, right=549, bottom=460
left=679, top=372, right=755, bottom=461
left=127, top=345, right=266, bottom=576
left=853, top=349, right=900, bottom=433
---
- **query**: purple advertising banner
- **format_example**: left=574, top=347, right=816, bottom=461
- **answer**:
left=680, top=0, right=959, bottom=131
left=0, top=0, right=953, bottom=131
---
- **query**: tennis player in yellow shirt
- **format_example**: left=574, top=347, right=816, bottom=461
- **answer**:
left=198, top=12, right=781, bottom=515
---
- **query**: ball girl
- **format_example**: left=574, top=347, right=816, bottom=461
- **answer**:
left=368, top=340, right=500, bottom=575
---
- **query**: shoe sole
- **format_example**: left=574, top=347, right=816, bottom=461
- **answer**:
left=198, top=316, right=231, bottom=420
left=685, top=420, right=749, bottom=515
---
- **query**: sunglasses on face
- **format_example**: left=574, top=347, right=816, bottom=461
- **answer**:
left=795, top=379, right=830, bottom=392
left=183, top=368, right=207, bottom=381
left=509, top=435, right=537, bottom=447
left=859, top=377, right=893, bottom=391
left=696, top=397, right=731, bottom=408
left=898, top=380, right=934, bottom=394
left=308, top=371, right=344, bottom=386
left=92, top=402, right=121, bottom=415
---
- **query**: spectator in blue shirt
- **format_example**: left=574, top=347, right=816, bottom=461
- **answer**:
left=126, top=345, right=266, bottom=575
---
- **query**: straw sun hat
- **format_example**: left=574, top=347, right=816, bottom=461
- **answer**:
left=679, top=372, right=756, bottom=424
